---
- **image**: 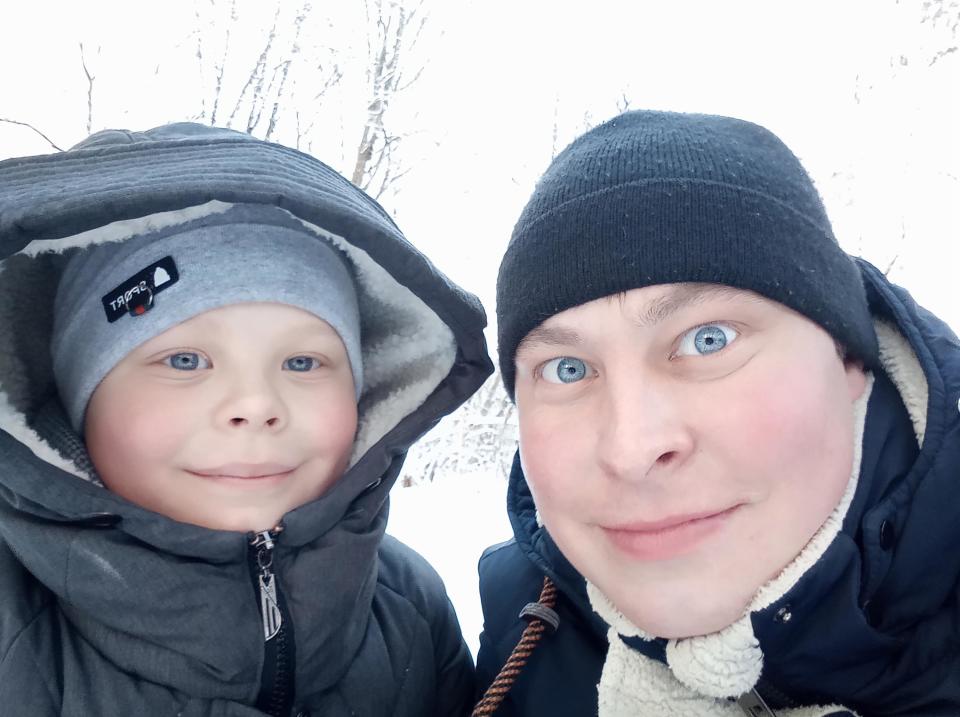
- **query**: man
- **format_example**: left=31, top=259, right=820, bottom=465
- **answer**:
left=475, top=110, right=960, bottom=716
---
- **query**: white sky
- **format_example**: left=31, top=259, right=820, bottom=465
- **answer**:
left=2, top=0, right=958, bottom=341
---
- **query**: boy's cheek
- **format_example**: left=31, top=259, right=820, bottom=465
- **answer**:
left=88, top=390, right=189, bottom=467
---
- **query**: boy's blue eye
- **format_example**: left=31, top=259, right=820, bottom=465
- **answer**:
left=541, top=357, right=588, bottom=384
left=164, top=352, right=210, bottom=371
left=677, top=324, right=738, bottom=356
left=284, top=356, right=320, bottom=372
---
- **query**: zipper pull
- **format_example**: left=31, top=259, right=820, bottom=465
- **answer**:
left=251, top=529, right=282, bottom=642
left=737, top=689, right=777, bottom=716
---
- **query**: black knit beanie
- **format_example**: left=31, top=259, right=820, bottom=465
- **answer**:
left=496, top=110, right=879, bottom=398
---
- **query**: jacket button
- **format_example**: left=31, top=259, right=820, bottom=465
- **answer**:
left=774, top=605, right=792, bottom=623
left=879, top=520, right=896, bottom=551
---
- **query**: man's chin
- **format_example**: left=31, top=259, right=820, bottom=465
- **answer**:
left=616, top=590, right=751, bottom=640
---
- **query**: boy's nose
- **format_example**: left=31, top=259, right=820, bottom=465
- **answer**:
left=228, top=414, right=281, bottom=428
left=595, top=379, right=694, bottom=482
left=216, top=380, right=288, bottom=431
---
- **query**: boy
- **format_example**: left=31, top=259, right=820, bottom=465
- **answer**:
left=0, top=123, right=493, bottom=716
left=475, top=111, right=960, bottom=715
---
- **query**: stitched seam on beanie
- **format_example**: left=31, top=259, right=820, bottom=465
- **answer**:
left=517, top=177, right=832, bottom=237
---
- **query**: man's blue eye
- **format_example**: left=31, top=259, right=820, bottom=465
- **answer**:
left=541, top=357, right=588, bottom=384
left=284, top=356, right=319, bottom=372
left=677, top=324, right=738, bottom=356
left=164, top=352, right=209, bottom=370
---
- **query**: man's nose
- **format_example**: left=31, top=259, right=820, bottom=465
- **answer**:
left=595, top=375, right=694, bottom=482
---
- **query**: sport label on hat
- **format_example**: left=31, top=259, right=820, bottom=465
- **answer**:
left=101, top=256, right=180, bottom=323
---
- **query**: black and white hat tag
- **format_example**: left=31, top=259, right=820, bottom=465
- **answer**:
left=101, top=256, right=179, bottom=323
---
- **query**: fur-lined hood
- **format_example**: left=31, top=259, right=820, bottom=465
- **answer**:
left=0, top=123, right=493, bottom=703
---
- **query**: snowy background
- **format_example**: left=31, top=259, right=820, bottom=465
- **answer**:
left=2, top=0, right=957, bottom=657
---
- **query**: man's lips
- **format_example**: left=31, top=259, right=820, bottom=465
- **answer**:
left=186, top=462, right=295, bottom=479
left=604, top=506, right=741, bottom=533
left=601, top=505, right=742, bottom=560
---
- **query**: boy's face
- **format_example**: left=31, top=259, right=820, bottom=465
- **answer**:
left=513, top=284, right=867, bottom=638
left=85, top=302, right=358, bottom=532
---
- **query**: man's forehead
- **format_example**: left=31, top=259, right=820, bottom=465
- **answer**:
left=516, top=283, right=766, bottom=356
left=622, top=283, right=762, bottom=328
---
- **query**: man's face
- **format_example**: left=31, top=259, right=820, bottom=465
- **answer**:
left=514, top=284, right=867, bottom=638
left=85, top=302, right=358, bottom=532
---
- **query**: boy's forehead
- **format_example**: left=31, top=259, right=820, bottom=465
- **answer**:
left=133, top=302, right=341, bottom=349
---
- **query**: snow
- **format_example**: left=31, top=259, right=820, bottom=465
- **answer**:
left=387, top=470, right=513, bottom=658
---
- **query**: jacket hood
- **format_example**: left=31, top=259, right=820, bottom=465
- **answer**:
left=505, top=258, right=960, bottom=713
left=0, top=122, right=493, bottom=698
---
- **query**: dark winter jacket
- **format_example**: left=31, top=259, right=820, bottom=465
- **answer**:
left=476, top=260, right=960, bottom=716
left=0, top=124, right=493, bottom=717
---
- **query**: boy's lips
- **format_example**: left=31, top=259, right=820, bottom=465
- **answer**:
left=601, top=505, right=743, bottom=561
left=186, top=462, right=296, bottom=480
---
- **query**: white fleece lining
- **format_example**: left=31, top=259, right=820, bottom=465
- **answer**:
left=587, top=318, right=930, bottom=713
left=0, top=391, right=87, bottom=479
left=0, top=200, right=456, bottom=480
left=597, top=628, right=859, bottom=717
left=16, top=201, right=236, bottom=257
left=290, top=214, right=456, bottom=464
left=874, top=320, right=927, bottom=447
left=597, top=628, right=743, bottom=717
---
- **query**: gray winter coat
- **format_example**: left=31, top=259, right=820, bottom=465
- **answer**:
left=0, top=124, right=493, bottom=716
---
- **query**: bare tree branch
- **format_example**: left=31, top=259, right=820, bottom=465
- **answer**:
left=265, top=1, right=310, bottom=140
left=929, top=45, right=958, bottom=65
left=248, top=60, right=280, bottom=133
left=352, top=123, right=374, bottom=185
left=311, top=63, right=343, bottom=101
left=265, top=61, right=290, bottom=140
left=0, top=118, right=64, bottom=151
left=884, top=254, right=900, bottom=276
left=551, top=95, right=560, bottom=159
left=79, top=43, right=96, bottom=135
left=193, top=0, right=207, bottom=120
left=210, top=0, right=238, bottom=125
left=226, top=0, right=281, bottom=132
left=352, top=0, right=428, bottom=196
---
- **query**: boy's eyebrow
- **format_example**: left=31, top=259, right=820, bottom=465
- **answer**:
left=629, top=284, right=747, bottom=329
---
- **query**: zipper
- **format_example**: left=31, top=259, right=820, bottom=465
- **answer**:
left=249, top=527, right=296, bottom=717
left=737, top=689, right=777, bottom=716
left=738, top=674, right=805, bottom=716
left=252, top=530, right=283, bottom=641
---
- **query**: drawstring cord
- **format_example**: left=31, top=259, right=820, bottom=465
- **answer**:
left=472, top=576, right=559, bottom=716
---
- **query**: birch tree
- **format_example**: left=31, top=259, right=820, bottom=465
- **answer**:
left=351, top=0, right=429, bottom=199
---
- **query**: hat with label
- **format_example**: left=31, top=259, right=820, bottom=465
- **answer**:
left=52, top=204, right=363, bottom=432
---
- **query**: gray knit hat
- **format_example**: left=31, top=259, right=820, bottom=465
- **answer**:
left=52, top=204, right=363, bottom=432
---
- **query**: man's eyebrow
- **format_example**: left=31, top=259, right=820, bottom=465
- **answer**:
left=516, top=325, right=583, bottom=358
left=629, top=284, right=748, bottom=329
left=515, top=285, right=755, bottom=358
